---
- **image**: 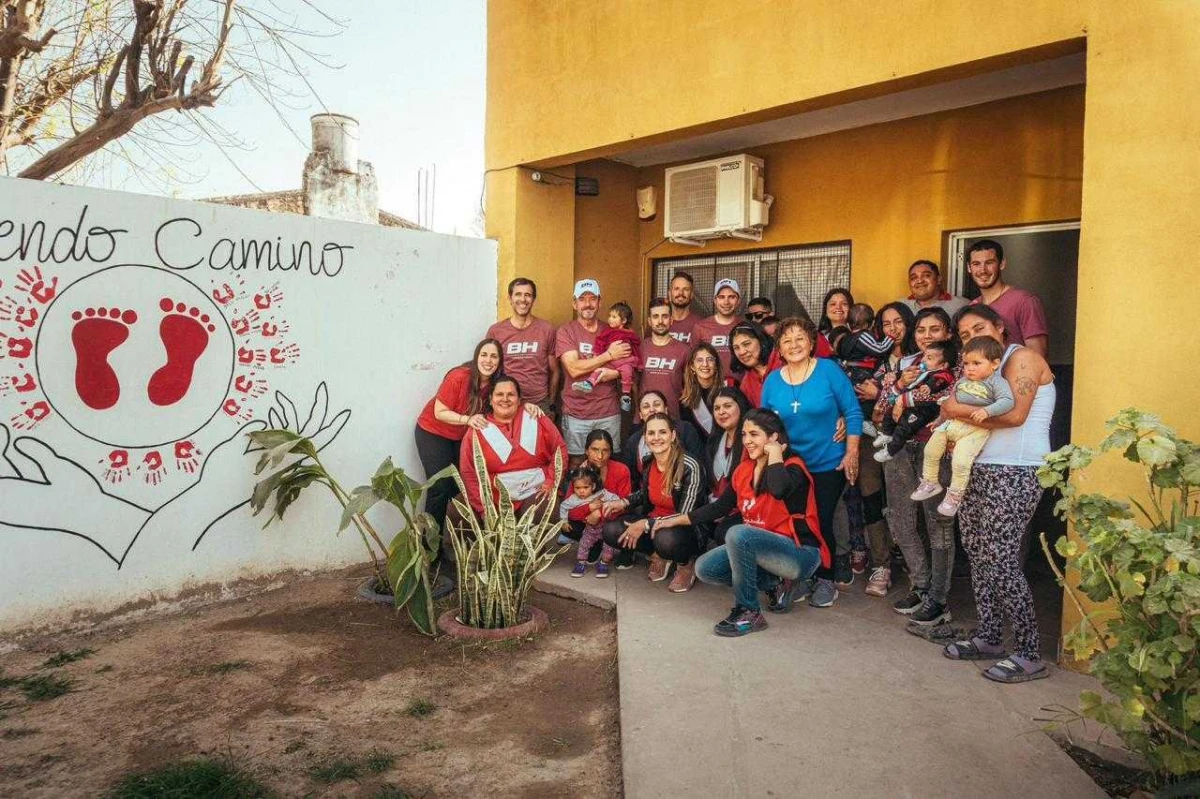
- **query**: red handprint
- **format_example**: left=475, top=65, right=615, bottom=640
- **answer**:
left=253, top=284, right=284, bottom=310
left=15, top=266, right=58, bottom=305
left=260, top=319, right=290, bottom=338
left=4, top=337, right=33, bottom=359
left=138, top=450, right=166, bottom=486
left=234, top=373, right=268, bottom=398
left=0, top=299, right=39, bottom=330
left=268, top=343, right=300, bottom=367
left=223, top=398, right=252, bottom=421
left=237, top=346, right=266, bottom=365
left=11, top=400, right=51, bottom=430
left=229, top=309, right=260, bottom=337
left=101, top=449, right=131, bottom=484
left=0, top=372, right=37, bottom=396
left=174, top=440, right=201, bottom=474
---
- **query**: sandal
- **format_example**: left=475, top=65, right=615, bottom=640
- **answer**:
left=982, top=658, right=1050, bottom=684
left=942, top=637, right=1006, bottom=661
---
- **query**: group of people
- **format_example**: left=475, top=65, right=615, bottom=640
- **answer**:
left=414, top=238, right=1056, bottom=684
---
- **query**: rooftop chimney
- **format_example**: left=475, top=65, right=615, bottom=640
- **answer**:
left=303, top=113, right=378, bottom=224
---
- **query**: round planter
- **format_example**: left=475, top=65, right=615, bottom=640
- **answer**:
left=437, top=606, right=549, bottom=641
left=357, top=577, right=394, bottom=606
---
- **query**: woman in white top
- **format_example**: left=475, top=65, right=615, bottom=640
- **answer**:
left=940, top=304, right=1056, bottom=683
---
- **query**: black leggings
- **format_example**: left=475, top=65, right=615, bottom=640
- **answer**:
left=810, top=469, right=847, bottom=580
left=698, top=514, right=742, bottom=549
left=414, top=424, right=460, bottom=539
left=602, top=514, right=698, bottom=564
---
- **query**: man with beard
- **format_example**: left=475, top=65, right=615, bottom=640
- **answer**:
left=902, top=260, right=968, bottom=317
left=667, top=270, right=699, bottom=345
left=639, top=297, right=691, bottom=417
left=965, top=239, right=1049, bottom=358
left=487, top=278, right=560, bottom=414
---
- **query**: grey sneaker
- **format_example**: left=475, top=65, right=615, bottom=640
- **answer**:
left=793, top=578, right=816, bottom=603
left=892, top=590, right=926, bottom=615
left=909, top=597, right=951, bottom=626
left=808, top=578, right=839, bottom=608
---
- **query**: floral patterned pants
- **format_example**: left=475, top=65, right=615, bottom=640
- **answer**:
left=958, top=464, right=1044, bottom=660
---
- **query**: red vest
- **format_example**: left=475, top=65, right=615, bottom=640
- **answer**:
left=731, top=456, right=829, bottom=567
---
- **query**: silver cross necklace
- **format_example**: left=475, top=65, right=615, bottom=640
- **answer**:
left=786, top=359, right=816, bottom=414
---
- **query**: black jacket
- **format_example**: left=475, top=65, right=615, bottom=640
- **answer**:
left=690, top=460, right=817, bottom=548
left=704, top=427, right=743, bottom=493
left=622, top=420, right=707, bottom=491
left=623, top=452, right=706, bottom=518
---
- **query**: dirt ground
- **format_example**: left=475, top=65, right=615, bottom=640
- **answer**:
left=0, top=566, right=621, bottom=798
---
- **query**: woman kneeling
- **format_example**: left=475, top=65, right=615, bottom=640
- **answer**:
left=655, top=409, right=830, bottom=636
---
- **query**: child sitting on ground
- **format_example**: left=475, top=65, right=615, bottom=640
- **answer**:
left=572, top=301, right=642, bottom=412
left=910, top=336, right=1014, bottom=516
left=872, top=339, right=957, bottom=463
left=832, top=303, right=893, bottom=437
left=559, top=465, right=620, bottom=578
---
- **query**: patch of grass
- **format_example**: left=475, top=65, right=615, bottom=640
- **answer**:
left=2, top=727, right=38, bottom=739
left=15, top=673, right=74, bottom=701
left=365, top=750, right=395, bottom=774
left=109, top=757, right=272, bottom=799
left=188, top=660, right=252, bottom=677
left=40, top=648, right=95, bottom=669
left=282, top=740, right=306, bottom=754
left=371, top=786, right=413, bottom=799
left=404, top=697, right=436, bottom=718
left=307, top=755, right=361, bottom=784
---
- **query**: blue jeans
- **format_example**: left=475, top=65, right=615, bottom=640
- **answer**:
left=696, top=524, right=822, bottom=611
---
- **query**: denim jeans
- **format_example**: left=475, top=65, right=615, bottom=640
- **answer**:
left=696, top=524, right=822, bottom=611
left=882, top=440, right=955, bottom=604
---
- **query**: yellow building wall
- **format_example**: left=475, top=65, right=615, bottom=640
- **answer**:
left=631, top=87, right=1084, bottom=311
left=574, top=160, right=643, bottom=328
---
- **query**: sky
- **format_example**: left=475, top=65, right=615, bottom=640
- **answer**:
left=96, top=1, right=487, bottom=236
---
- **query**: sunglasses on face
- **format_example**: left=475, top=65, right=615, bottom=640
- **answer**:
left=746, top=311, right=768, bottom=321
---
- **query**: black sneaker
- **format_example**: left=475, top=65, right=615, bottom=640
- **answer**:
left=834, top=553, right=854, bottom=588
left=892, top=590, right=926, bottom=615
left=765, top=579, right=800, bottom=613
left=909, top=598, right=951, bottom=626
left=714, top=606, right=768, bottom=637
left=614, top=549, right=636, bottom=570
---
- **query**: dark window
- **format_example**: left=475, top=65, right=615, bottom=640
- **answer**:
left=652, top=241, right=851, bottom=320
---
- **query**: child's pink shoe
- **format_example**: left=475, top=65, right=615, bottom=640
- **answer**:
left=937, top=489, right=965, bottom=517
left=910, top=480, right=943, bottom=502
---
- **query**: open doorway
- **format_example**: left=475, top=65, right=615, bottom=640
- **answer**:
left=945, top=221, right=1080, bottom=658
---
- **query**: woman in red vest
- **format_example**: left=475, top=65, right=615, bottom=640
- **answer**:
left=655, top=408, right=827, bottom=637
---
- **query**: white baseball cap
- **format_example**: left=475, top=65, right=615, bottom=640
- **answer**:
left=713, top=278, right=741, bottom=298
left=574, top=278, right=601, bottom=298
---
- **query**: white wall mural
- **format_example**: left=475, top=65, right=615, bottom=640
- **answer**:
left=0, top=178, right=496, bottom=632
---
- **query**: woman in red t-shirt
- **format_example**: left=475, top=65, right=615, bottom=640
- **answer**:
left=728, top=322, right=780, bottom=407
left=601, top=413, right=705, bottom=593
left=414, top=339, right=503, bottom=537
left=561, top=429, right=632, bottom=540
left=656, top=408, right=825, bottom=637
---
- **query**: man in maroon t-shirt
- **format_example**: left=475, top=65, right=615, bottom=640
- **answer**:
left=965, top=239, right=1050, bottom=358
left=486, top=277, right=560, bottom=412
left=667, top=270, right=699, bottom=345
left=692, top=277, right=742, bottom=375
left=639, top=297, right=691, bottom=417
left=556, top=278, right=631, bottom=465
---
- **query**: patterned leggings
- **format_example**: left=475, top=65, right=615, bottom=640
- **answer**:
left=958, top=464, right=1044, bottom=660
left=577, top=523, right=617, bottom=563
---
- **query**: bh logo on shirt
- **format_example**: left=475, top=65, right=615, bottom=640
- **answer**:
left=669, top=332, right=692, bottom=344
left=579, top=342, right=594, bottom=356
left=506, top=341, right=540, bottom=355
left=710, top=335, right=729, bottom=348
left=645, top=357, right=678, bottom=371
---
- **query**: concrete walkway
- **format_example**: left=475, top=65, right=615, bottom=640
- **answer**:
left=538, top=556, right=1106, bottom=798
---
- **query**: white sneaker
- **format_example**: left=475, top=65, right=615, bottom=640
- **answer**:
left=873, top=448, right=894, bottom=463
left=865, top=566, right=892, bottom=597
left=910, top=480, right=944, bottom=502
left=872, top=433, right=892, bottom=449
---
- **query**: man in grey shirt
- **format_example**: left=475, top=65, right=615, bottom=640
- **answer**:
left=902, top=260, right=968, bottom=317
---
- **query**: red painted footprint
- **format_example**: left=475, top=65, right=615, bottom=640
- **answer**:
left=71, top=307, right=138, bottom=410
left=147, top=298, right=217, bottom=407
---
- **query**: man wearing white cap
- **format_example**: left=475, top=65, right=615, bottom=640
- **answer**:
left=692, top=277, right=743, bottom=376
left=556, top=278, right=631, bottom=465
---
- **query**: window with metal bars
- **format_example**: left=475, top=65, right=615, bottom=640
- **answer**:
left=651, top=241, right=852, bottom=321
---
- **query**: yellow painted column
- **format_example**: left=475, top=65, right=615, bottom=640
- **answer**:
left=1059, top=1, right=1200, bottom=666
left=485, top=165, right=577, bottom=325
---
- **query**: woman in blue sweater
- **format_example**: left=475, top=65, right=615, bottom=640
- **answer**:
left=761, top=316, right=862, bottom=607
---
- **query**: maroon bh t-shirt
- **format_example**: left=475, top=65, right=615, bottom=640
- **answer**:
left=668, top=312, right=699, bottom=346
left=486, top=317, right=555, bottom=403
left=556, top=320, right=620, bottom=420
left=639, top=336, right=690, bottom=417
left=692, top=315, right=739, bottom=375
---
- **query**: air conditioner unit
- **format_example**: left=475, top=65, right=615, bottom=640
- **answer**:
left=664, top=154, right=770, bottom=245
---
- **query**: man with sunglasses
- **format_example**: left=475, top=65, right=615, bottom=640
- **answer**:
left=745, top=297, right=773, bottom=325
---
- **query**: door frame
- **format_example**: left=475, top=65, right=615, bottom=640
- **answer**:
left=943, top=220, right=1081, bottom=296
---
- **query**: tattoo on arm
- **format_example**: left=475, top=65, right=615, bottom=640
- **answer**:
left=1015, top=376, right=1037, bottom=397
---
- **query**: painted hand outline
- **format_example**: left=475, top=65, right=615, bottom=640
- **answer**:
left=0, top=424, right=152, bottom=564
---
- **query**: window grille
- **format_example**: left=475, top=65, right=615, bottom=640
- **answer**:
left=652, top=241, right=851, bottom=321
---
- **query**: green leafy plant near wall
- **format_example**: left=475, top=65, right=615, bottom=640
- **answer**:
left=248, top=430, right=451, bottom=636
left=1038, top=408, right=1200, bottom=783
left=446, top=436, right=566, bottom=629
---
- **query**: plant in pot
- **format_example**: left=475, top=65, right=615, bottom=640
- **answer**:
left=440, top=436, right=567, bottom=638
left=248, top=429, right=451, bottom=636
left=1038, top=408, right=1200, bottom=792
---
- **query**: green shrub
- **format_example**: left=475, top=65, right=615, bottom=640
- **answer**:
left=1038, top=408, right=1200, bottom=782
left=109, top=757, right=271, bottom=798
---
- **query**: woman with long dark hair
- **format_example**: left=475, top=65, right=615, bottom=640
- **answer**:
left=656, top=408, right=825, bottom=636
left=602, top=413, right=706, bottom=593
left=728, top=322, right=780, bottom=406
left=680, top=342, right=725, bottom=436
left=414, top=338, right=504, bottom=538
left=818, top=287, right=854, bottom=339
left=621, top=390, right=706, bottom=489
left=698, top=386, right=751, bottom=547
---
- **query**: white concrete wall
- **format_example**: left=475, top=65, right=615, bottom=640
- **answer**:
left=0, top=177, right=496, bottom=633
